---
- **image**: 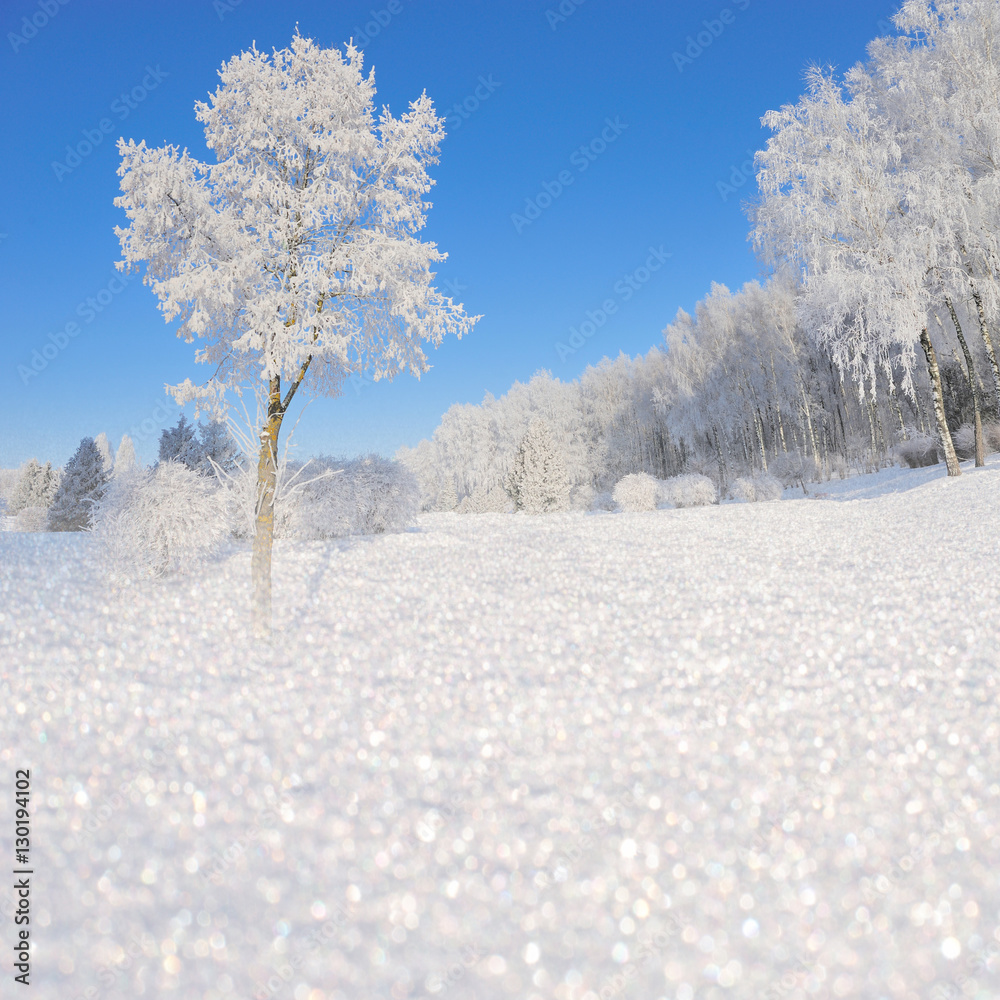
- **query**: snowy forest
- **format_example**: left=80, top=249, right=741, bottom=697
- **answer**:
left=398, top=0, right=1000, bottom=510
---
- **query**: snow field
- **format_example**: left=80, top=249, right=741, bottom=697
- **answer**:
left=1, top=460, right=998, bottom=1000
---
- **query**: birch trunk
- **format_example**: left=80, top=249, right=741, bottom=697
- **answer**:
left=251, top=376, right=285, bottom=634
left=970, top=285, right=1000, bottom=410
left=919, top=328, right=961, bottom=477
left=946, top=297, right=985, bottom=467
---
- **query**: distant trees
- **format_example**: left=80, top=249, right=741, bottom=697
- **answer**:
left=397, top=2, right=1000, bottom=502
left=157, top=417, right=238, bottom=475
left=9, top=459, right=59, bottom=514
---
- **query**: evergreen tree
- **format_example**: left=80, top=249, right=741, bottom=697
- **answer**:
left=158, top=416, right=202, bottom=469
left=437, top=477, right=458, bottom=512
left=507, top=420, right=571, bottom=514
left=197, top=419, right=239, bottom=476
left=47, top=438, right=109, bottom=531
left=40, top=463, right=60, bottom=506
left=10, top=460, right=43, bottom=514
left=113, top=434, right=140, bottom=479
left=94, top=432, right=114, bottom=473
left=9, top=460, right=59, bottom=513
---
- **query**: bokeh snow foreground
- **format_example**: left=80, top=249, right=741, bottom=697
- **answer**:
left=1, top=460, right=998, bottom=999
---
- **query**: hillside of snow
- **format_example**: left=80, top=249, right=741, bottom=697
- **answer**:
left=1, top=459, right=998, bottom=1000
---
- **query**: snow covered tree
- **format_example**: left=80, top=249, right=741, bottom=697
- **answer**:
left=94, top=432, right=114, bottom=474
left=47, top=437, right=109, bottom=531
left=113, top=434, right=140, bottom=479
left=115, top=33, right=478, bottom=631
left=753, top=66, right=962, bottom=475
left=9, top=459, right=59, bottom=514
left=436, top=476, right=458, bottom=512
left=197, top=419, right=239, bottom=477
left=10, top=459, right=44, bottom=514
left=507, top=420, right=571, bottom=514
left=157, top=415, right=202, bottom=469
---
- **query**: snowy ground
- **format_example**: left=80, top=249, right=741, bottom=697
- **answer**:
left=1, top=459, right=999, bottom=1000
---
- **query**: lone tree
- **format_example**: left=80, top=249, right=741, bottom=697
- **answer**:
left=115, top=33, right=477, bottom=631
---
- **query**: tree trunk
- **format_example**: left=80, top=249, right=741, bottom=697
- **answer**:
left=919, top=328, right=961, bottom=477
left=970, top=285, right=1000, bottom=410
left=251, top=376, right=285, bottom=634
left=946, top=297, right=985, bottom=467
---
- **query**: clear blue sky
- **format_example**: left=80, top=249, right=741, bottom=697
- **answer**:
left=0, top=0, right=898, bottom=467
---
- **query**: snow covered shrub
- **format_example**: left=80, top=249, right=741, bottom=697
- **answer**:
left=896, top=433, right=939, bottom=468
left=91, top=462, right=229, bottom=579
left=771, top=451, right=818, bottom=492
left=590, top=490, right=616, bottom=511
left=507, top=420, right=571, bottom=514
left=292, top=455, right=420, bottom=539
left=730, top=473, right=783, bottom=503
left=730, top=478, right=755, bottom=503
left=14, top=506, right=48, bottom=532
left=569, top=482, right=595, bottom=512
left=984, top=422, right=1000, bottom=454
left=457, top=485, right=512, bottom=513
left=612, top=472, right=659, bottom=512
left=952, top=424, right=976, bottom=460
left=661, top=473, right=717, bottom=508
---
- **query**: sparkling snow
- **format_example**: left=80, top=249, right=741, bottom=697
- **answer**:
left=2, top=460, right=998, bottom=1000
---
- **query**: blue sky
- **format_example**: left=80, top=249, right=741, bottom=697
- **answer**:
left=0, top=0, right=898, bottom=467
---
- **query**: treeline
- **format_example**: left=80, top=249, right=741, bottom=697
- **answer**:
left=397, top=276, right=998, bottom=512
left=399, top=2, right=1000, bottom=507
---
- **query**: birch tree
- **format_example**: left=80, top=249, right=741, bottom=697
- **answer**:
left=753, top=66, right=962, bottom=476
left=115, top=33, right=478, bottom=631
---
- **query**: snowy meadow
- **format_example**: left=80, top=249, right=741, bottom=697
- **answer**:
left=5, top=1, right=1000, bottom=998
left=2, top=458, right=999, bottom=999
